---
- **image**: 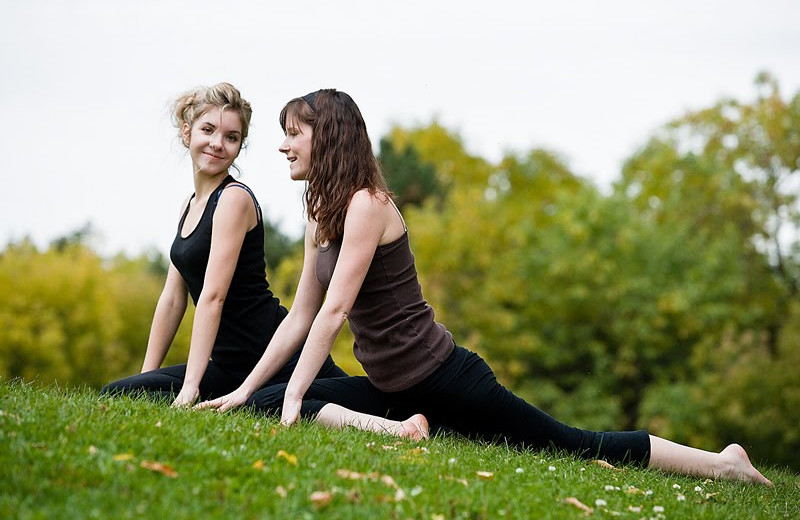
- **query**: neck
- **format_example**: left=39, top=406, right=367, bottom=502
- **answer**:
left=192, top=170, right=229, bottom=199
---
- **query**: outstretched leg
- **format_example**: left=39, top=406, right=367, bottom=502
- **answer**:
left=649, top=436, right=772, bottom=485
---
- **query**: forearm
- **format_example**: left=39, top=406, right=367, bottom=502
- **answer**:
left=182, top=297, right=223, bottom=389
left=141, top=296, right=186, bottom=372
left=285, top=307, right=347, bottom=400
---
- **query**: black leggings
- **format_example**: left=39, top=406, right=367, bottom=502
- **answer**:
left=100, top=355, right=347, bottom=402
left=247, top=346, right=651, bottom=466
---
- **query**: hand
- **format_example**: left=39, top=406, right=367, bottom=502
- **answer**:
left=280, top=394, right=303, bottom=426
left=195, top=387, right=251, bottom=413
left=171, top=385, right=200, bottom=408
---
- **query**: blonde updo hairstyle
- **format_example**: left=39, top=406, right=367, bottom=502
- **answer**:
left=172, top=82, right=253, bottom=152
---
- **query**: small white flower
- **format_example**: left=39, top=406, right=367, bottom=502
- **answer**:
left=580, top=467, right=586, bottom=472
left=548, top=465, right=556, bottom=471
left=672, top=483, right=681, bottom=489
left=595, top=499, right=608, bottom=507
left=604, top=485, right=615, bottom=491
left=645, top=489, right=654, bottom=496
left=653, top=505, right=665, bottom=513
left=627, top=505, right=641, bottom=513
left=515, top=467, right=524, bottom=474
left=694, top=486, right=702, bottom=492
left=677, top=494, right=686, bottom=501
left=448, top=458, right=457, bottom=465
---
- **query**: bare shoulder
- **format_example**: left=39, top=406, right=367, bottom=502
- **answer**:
left=348, top=189, right=392, bottom=217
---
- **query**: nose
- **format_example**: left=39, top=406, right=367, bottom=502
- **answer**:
left=209, top=132, right=223, bottom=150
left=278, top=136, right=290, bottom=154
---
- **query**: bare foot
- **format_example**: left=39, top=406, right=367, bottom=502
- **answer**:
left=399, top=414, right=429, bottom=441
left=719, top=444, right=772, bottom=486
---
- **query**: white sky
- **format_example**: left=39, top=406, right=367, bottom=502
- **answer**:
left=2, top=0, right=799, bottom=257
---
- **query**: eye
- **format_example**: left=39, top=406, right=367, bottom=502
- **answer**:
left=201, top=126, right=213, bottom=134
left=226, top=134, right=240, bottom=143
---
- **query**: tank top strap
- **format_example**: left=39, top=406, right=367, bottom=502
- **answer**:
left=209, top=177, right=262, bottom=223
left=388, top=197, right=407, bottom=232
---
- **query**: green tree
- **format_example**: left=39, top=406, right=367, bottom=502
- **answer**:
left=378, top=136, right=441, bottom=209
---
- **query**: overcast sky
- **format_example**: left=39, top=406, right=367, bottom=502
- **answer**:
left=2, top=0, right=799, bottom=257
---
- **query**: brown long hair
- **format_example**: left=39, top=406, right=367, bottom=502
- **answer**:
left=280, top=89, right=391, bottom=243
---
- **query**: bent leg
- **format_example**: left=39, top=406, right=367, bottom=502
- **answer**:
left=246, top=376, right=427, bottom=439
left=101, top=363, right=244, bottom=401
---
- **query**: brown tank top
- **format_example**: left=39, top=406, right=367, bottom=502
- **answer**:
left=316, top=232, right=454, bottom=391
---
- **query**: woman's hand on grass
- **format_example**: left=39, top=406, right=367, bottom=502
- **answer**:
left=171, top=385, right=200, bottom=408
left=280, top=395, right=302, bottom=426
left=195, top=387, right=250, bottom=412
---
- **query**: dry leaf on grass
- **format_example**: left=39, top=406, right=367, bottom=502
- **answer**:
left=564, top=497, right=594, bottom=516
left=112, top=453, right=134, bottom=461
left=275, top=449, right=298, bottom=466
left=252, top=459, right=264, bottom=470
left=591, top=459, right=617, bottom=470
left=140, top=460, right=178, bottom=478
left=275, top=485, right=288, bottom=498
left=475, top=471, right=494, bottom=481
left=309, top=490, right=332, bottom=509
left=439, top=475, right=469, bottom=486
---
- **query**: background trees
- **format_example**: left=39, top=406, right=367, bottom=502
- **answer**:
left=1, top=75, right=796, bottom=468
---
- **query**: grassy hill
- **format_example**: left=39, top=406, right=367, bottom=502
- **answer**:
left=1, top=380, right=796, bottom=519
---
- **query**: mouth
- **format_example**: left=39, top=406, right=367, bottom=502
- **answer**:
left=287, top=156, right=297, bottom=163
left=204, top=152, right=224, bottom=160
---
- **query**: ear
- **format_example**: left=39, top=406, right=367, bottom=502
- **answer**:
left=181, top=123, right=191, bottom=147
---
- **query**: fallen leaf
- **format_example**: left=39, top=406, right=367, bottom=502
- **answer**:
left=112, top=453, right=134, bottom=461
left=252, top=459, right=264, bottom=470
left=564, top=497, right=594, bottom=516
left=140, top=460, right=178, bottom=478
left=276, top=449, right=298, bottom=466
left=476, top=471, right=494, bottom=481
left=270, top=427, right=277, bottom=436
left=87, top=445, right=97, bottom=456
left=381, top=475, right=398, bottom=488
left=155, top=421, right=162, bottom=428
left=345, top=488, right=362, bottom=504
left=439, top=475, right=469, bottom=487
left=275, top=485, right=287, bottom=498
left=591, top=460, right=617, bottom=470
left=309, top=490, right=332, bottom=509
left=394, top=488, right=406, bottom=501
left=337, top=469, right=363, bottom=480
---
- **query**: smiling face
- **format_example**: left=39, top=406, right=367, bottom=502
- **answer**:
left=182, top=106, right=243, bottom=176
left=278, top=112, right=313, bottom=181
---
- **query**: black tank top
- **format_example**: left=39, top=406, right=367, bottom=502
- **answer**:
left=170, top=175, right=297, bottom=372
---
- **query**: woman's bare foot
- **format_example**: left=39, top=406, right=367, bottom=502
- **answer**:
left=399, top=414, right=429, bottom=440
left=718, top=444, right=772, bottom=486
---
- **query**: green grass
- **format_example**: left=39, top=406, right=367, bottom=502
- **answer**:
left=1, top=380, right=797, bottom=519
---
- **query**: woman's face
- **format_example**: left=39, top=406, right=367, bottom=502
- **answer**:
left=183, top=107, right=242, bottom=176
left=279, top=114, right=313, bottom=181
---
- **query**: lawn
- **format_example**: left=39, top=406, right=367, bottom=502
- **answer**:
left=1, top=380, right=796, bottom=519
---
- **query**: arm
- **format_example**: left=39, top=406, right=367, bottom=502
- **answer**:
left=172, top=188, right=255, bottom=407
left=140, top=262, right=188, bottom=372
left=281, top=191, right=389, bottom=425
left=196, top=221, right=326, bottom=411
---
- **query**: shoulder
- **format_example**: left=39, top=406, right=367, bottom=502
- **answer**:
left=347, top=189, right=392, bottom=218
left=217, top=183, right=257, bottom=213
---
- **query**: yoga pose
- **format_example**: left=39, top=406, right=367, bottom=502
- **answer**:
left=101, top=83, right=346, bottom=407
left=201, top=89, right=771, bottom=484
